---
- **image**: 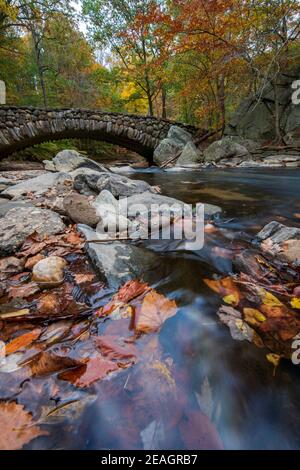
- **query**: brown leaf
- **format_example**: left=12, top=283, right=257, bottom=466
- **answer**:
left=204, top=277, right=242, bottom=306
left=25, top=254, right=45, bottom=270
left=135, top=291, right=177, bottom=334
left=115, top=280, right=150, bottom=303
left=95, top=335, right=138, bottom=362
left=0, top=402, right=47, bottom=450
left=64, top=230, right=84, bottom=245
left=74, top=273, right=95, bottom=284
left=5, top=328, right=42, bottom=356
left=29, top=352, right=80, bottom=377
left=8, top=282, right=40, bottom=300
left=60, top=354, right=118, bottom=388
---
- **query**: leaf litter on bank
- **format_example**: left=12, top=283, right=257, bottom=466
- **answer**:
left=204, top=250, right=300, bottom=363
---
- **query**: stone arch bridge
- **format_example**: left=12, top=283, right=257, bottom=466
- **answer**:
left=0, top=107, right=197, bottom=161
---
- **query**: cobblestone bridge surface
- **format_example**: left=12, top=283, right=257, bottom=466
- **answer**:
left=0, top=106, right=197, bottom=160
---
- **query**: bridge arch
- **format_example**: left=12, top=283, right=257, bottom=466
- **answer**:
left=0, top=107, right=196, bottom=161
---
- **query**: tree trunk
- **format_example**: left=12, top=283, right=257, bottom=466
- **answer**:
left=161, top=86, right=167, bottom=119
left=31, top=27, right=47, bottom=108
left=216, top=75, right=226, bottom=133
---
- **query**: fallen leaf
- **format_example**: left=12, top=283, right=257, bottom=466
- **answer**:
left=115, top=280, right=150, bottom=303
left=243, top=308, right=266, bottom=326
left=0, top=309, right=30, bottom=319
left=25, top=254, right=45, bottom=270
left=95, top=335, right=138, bottom=362
left=60, top=354, right=118, bottom=388
left=8, top=282, right=40, bottom=300
left=39, top=395, right=97, bottom=423
left=204, top=277, right=241, bottom=306
left=135, top=291, right=177, bottom=334
left=5, top=329, right=41, bottom=356
left=266, top=353, right=281, bottom=367
left=291, top=297, right=300, bottom=309
left=74, top=273, right=95, bottom=284
left=64, top=230, right=84, bottom=245
left=28, top=352, right=80, bottom=377
left=0, top=402, right=47, bottom=450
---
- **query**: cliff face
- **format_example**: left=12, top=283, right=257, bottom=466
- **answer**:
left=225, top=67, right=300, bottom=145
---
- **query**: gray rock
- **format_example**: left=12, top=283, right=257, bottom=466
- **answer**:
left=51, top=149, right=108, bottom=173
left=225, top=66, right=300, bottom=145
left=167, top=126, right=193, bottom=145
left=78, top=225, right=159, bottom=290
left=96, top=173, right=153, bottom=198
left=0, top=207, right=65, bottom=256
left=176, top=142, right=203, bottom=166
left=203, top=137, right=250, bottom=163
left=43, top=160, right=56, bottom=172
left=1, top=172, right=72, bottom=199
left=238, top=160, right=263, bottom=168
left=153, top=125, right=193, bottom=166
left=263, top=154, right=300, bottom=165
left=255, top=221, right=300, bottom=245
left=118, top=191, right=221, bottom=219
left=63, top=193, right=100, bottom=227
left=74, top=172, right=106, bottom=197
left=0, top=201, right=34, bottom=218
left=255, top=221, right=300, bottom=263
left=52, top=150, right=88, bottom=172
left=153, top=139, right=182, bottom=166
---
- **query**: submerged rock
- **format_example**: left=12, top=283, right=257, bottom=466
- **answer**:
left=0, top=207, right=65, bottom=256
left=32, top=256, right=67, bottom=287
left=78, top=225, right=160, bottom=290
left=1, top=172, right=72, bottom=199
left=63, top=193, right=100, bottom=227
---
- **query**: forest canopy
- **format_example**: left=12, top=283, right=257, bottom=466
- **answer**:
left=0, top=0, right=299, bottom=132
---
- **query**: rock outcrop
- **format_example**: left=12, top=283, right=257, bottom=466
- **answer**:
left=225, top=67, right=300, bottom=145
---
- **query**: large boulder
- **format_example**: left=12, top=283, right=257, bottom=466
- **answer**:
left=44, top=150, right=108, bottom=173
left=153, top=125, right=193, bottom=166
left=118, top=191, right=221, bottom=219
left=0, top=207, right=65, bottom=256
left=1, top=172, right=72, bottom=199
left=176, top=142, right=203, bottom=166
left=78, top=225, right=160, bottom=290
left=203, top=136, right=250, bottom=163
left=96, top=173, right=153, bottom=198
left=63, top=193, right=100, bottom=227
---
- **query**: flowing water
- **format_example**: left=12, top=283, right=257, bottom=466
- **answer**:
left=3, top=167, right=300, bottom=450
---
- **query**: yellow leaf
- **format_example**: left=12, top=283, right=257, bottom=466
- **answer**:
left=223, top=294, right=239, bottom=305
left=260, top=289, right=283, bottom=307
left=291, top=297, right=300, bottom=309
left=243, top=308, right=266, bottom=324
left=266, top=353, right=281, bottom=370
